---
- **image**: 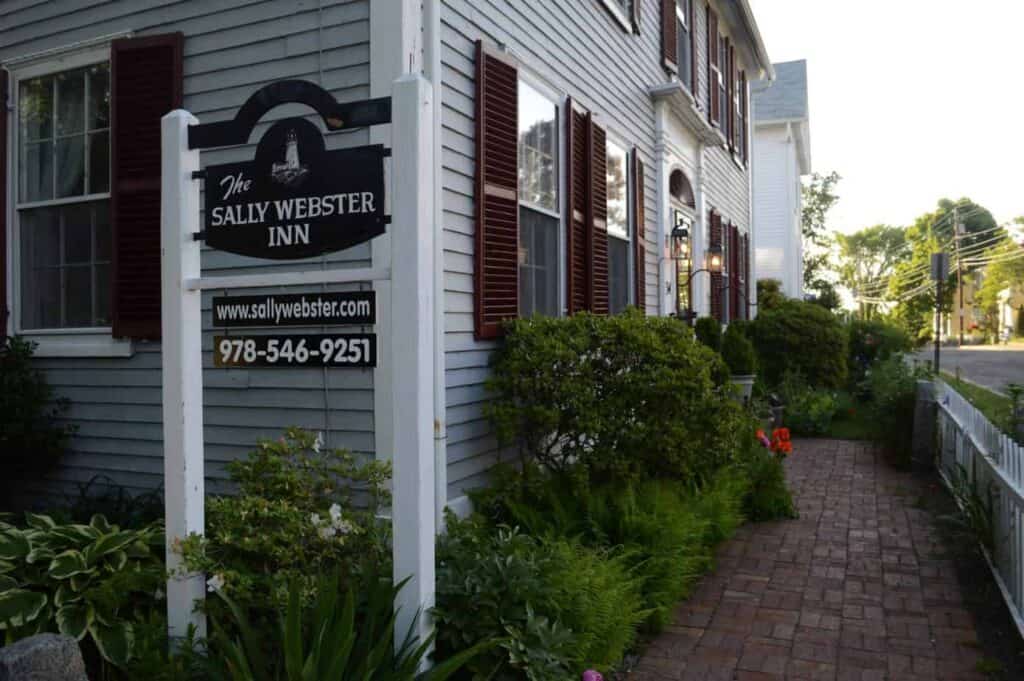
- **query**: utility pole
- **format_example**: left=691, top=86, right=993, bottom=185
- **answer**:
left=955, top=207, right=965, bottom=347
left=931, top=252, right=950, bottom=374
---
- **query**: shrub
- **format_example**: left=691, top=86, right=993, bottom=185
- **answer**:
left=847, top=319, right=912, bottom=386
left=757, top=279, right=785, bottom=310
left=721, top=324, right=758, bottom=376
left=778, top=374, right=838, bottom=436
left=434, top=514, right=647, bottom=680
left=750, top=299, right=848, bottom=389
left=486, top=311, right=754, bottom=486
left=862, top=356, right=926, bottom=466
left=694, top=316, right=722, bottom=352
left=0, top=337, right=75, bottom=479
left=0, top=512, right=164, bottom=669
left=740, top=448, right=797, bottom=521
left=180, top=428, right=391, bottom=617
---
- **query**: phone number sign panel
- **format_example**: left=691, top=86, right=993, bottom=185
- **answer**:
left=214, top=334, right=376, bottom=368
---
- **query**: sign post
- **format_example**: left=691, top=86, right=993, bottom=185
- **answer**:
left=159, top=75, right=436, bottom=654
left=160, top=110, right=205, bottom=640
left=931, top=252, right=950, bottom=373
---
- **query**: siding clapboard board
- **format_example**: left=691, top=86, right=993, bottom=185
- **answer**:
left=1, top=0, right=374, bottom=505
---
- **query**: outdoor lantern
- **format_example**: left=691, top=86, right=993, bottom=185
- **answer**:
left=671, top=225, right=690, bottom=260
left=706, top=245, right=724, bottom=273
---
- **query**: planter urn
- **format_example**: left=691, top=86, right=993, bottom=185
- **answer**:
left=730, top=374, right=756, bottom=404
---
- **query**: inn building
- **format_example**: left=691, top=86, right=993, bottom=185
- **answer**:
left=0, top=1, right=772, bottom=513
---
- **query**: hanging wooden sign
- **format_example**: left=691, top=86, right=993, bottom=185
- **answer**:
left=203, top=117, right=386, bottom=260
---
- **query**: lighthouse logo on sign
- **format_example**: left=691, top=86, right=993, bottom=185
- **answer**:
left=271, top=129, right=310, bottom=188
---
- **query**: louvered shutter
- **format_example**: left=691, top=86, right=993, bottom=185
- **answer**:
left=729, top=224, right=740, bottom=321
left=707, top=8, right=719, bottom=124
left=661, top=0, right=677, bottom=72
left=633, top=152, right=646, bottom=313
left=743, top=232, right=751, bottom=319
left=709, top=211, right=723, bottom=322
left=111, top=33, right=184, bottom=340
left=689, top=0, right=698, bottom=98
left=589, top=122, right=609, bottom=315
left=741, top=70, right=749, bottom=162
left=0, top=70, right=8, bottom=337
left=728, top=42, right=736, bottom=149
left=474, top=41, right=519, bottom=340
left=567, top=104, right=589, bottom=315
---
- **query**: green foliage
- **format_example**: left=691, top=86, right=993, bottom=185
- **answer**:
left=862, top=356, right=927, bottom=465
left=974, top=237, right=1024, bottom=336
left=693, top=317, right=722, bottom=352
left=0, top=512, right=164, bottom=668
left=750, top=299, right=848, bottom=389
left=486, top=311, right=753, bottom=486
left=721, top=324, right=757, bottom=376
left=0, top=337, right=75, bottom=479
left=435, top=514, right=645, bottom=680
left=782, top=389, right=837, bottom=436
left=756, top=280, right=785, bottom=310
left=940, top=464, right=995, bottom=554
left=836, top=225, right=908, bottom=319
left=847, top=319, right=912, bottom=386
left=801, top=171, right=840, bottom=296
left=740, top=448, right=797, bottom=521
left=205, top=569, right=487, bottom=681
left=180, top=428, right=392, bottom=617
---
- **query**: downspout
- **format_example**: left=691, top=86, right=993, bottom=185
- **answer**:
left=424, top=0, right=447, bottom=530
left=694, top=140, right=707, bottom=317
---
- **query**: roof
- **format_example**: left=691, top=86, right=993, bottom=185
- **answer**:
left=753, top=60, right=808, bottom=123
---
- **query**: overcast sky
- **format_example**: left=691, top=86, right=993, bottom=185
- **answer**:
left=747, top=0, right=1024, bottom=235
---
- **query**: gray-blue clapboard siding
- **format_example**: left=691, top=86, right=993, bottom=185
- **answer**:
left=2, top=0, right=375, bottom=504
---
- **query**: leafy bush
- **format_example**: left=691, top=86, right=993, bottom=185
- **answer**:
left=434, top=513, right=647, bottom=680
left=756, top=279, right=785, bottom=310
left=740, top=448, right=797, bottom=521
left=778, top=374, right=838, bottom=436
left=486, top=311, right=754, bottom=486
left=750, top=299, right=848, bottom=389
left=862, top=356, right=926, bottom=465
left=180, top=428, right=391, bottom=617
left=0, top=512, right=164, bottom=668
left=203, top=569, right=485, bottom=681
left=847, top=319, right=912, bottom=386
left=694, top=317, right=722, bottom=352
left=0, top=337, right=75, bottom=479
left=721, top=324, right=758, bottom=376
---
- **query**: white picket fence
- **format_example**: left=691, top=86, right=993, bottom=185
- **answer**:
left=934, top=379, right=1024, bottom=637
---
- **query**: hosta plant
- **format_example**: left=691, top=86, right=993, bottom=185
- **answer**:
left=0, top=512, right=164, bottom=667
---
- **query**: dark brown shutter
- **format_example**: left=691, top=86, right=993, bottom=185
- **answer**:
left=743, top=232, right=751, bottom=319
left=633, top=152, right=646, bottom=313
left=741, top=70, right=749, bottom=162
left=567, top=105, right=589, bottom=315
left=727, top=42, right=736, bottom=149
left=474, top=41, right=519, bottom=340
left=709, top=211, right=723, bottom=322
left=0, top=69, right=8, bottom=337
left=589, top=121, right=609, bottom=316
left=661, top=0, right=678, bottom=72
left=729, top=223, right=740, bottom=321
left=110, top=33, right=183, bottom=340
left=707, top=7, right=719, bottom=124
left=689, top=0, right=698, bottom=98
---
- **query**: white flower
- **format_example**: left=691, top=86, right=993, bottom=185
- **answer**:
left=318, top=525, right=337, bottom=540
left=333, top=518, right=355, bottom=535
left=313, top=432, right=324, bottom=453
left=310, top=513, right=322, bottom=527
left=206, top=574, right=225, bottom=593
left=329, top=503, right=342, bottom=522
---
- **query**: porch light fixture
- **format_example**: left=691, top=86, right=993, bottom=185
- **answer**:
left=671, top=225, right=690, bottom=260
left=706, top=245, right=724, bottom=274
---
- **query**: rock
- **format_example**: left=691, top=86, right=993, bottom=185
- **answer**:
left=0, top=634, right=88, bottom=681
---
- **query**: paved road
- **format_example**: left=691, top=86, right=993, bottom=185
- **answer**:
left=916, top=345, right=1024, bottom=394
left=629, top=440, right=985, bottom=681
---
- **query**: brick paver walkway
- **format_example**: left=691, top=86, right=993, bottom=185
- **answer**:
left=630, top=439, right=985, bottom=681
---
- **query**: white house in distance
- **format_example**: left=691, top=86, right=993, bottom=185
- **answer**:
left=752, top=59, right=811, bottom=299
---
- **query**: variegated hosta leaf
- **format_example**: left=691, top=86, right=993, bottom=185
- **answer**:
left=56, top=602, right=94, bottom=641
left=0, top=560, right=16, bottom=575
left=87, top=531, right=138, bottom=564
left=23, top=513, right=57, bottom=531
left=26, top=547, right=55, bottom=565
left=104, top=550, right=128, bottom=572
left=0, top=530, right=30, bottom=561
left=48, top=550, right=91, bottom=579
left=49, top=525, right=99, bottom=547
left=89, top=621, right=133, bottom=666
left=90, top=515, right=113, bottom=534
left=125, top=541, right=150, bottom=559
left=54, top=583, right=81, bottom=607
left=0, top=589, right=47, bottom=629
left=70, top=574, right=92, bottom=592
left=0, top=575, right=17, bottom=591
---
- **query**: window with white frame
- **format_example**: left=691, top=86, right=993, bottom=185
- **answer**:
left=606, top=140, right=630, bottom=315
left=675, top=0, right=693, bottom=92
left=16, top=61, right=111, bottom=330
left=517, top=79, right=560, bottom=318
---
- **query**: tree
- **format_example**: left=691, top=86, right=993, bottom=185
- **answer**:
left=836, top=225, right=907, bottom=319
left=974, top=236, right=1024, bottom=337
left=889, top=198, right=1001, bottom=341
left=801, top=172, right=841, bottom=296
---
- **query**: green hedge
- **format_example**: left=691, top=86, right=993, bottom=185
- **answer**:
left=750, top=299, right=848, bottom=389
left=847, top=319, right=912, bottom=386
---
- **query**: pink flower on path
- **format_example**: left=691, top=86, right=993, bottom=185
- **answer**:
left=582, top=671, right=604, bottom=681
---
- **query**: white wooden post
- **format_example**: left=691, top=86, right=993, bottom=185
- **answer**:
left=390, top=73, right=436, bottom=650
left=160, top=110, right=206, bottom=641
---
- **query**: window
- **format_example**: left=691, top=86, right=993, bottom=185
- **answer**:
left=17, top=62, right=111, bottom=330
left=606, top=140, right=629, bottom=314
left=674, top=209, right=693, bottom=319
left=517, top=79, right=560, bottom=318
left=737, top=71, right=748, bottom=162
left=675, top=0, right=693, bottom=92
left=717, top=38, right=729, bottom=132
